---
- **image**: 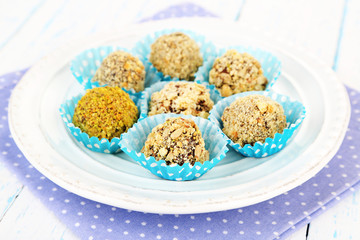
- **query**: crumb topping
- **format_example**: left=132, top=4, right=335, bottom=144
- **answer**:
left=72, top=86, right=138, bottom=140
left=149, top=32, right=203, bottom=80
left=92, top=50, right=145, bottom=92
left=141, top=117, right=209, bottom=166
left=209, top=50, right=268, bottom=97
left=148, top=82, right=214, bottom=118
left=221, top=95, right=286, bottom=146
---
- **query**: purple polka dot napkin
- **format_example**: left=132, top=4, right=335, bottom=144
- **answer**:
left=1, top=4, right=360, bottom=240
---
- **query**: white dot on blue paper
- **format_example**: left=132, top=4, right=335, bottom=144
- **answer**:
left=190, top=228, right=195, bottom=232
left=140, top=233, right=145, bottom=238
left=94, top=215, right=98, bottom=219
left=75, top=222, right=80, bottom=227
left=190, top=215, right=195, bottom=219
left=174, top=225, right=179, bottom=230
left=80, top=201, right=86, bottom=205
left=125, top=220, right=130, bottom=224
left=272, top=221, right=277, bottom=225
left=96, top=204, right=101, bottom=208
left=270, top=211, right=275, bottom=215
left=254, top=210, right=259, bottom=214
left=301, top=202, right=306, bottom=206
left=109, top=218, right=114, bottom=222
left=123, top=231, right=128, bottom=235
left=238, top=220, right=243, bottom=224
left=61, top=210, right=67, bottom=214
left=223, top=230, right=228, bottom=235
left=141, top=222, right=146, bottom=226
left=238, top=209, right=243, bottom=213
left=49, top=197, right=54, bottom=201
left=52, top=187, right=57, bottom=191
left=285, top=201, right=290, bottom=205
left=255, top=221, right=260, bottom=224
left=206, top=217, right=211, bottom=221
left=240, top=231, right=244, bottom=235
left=91, top=225, right=96, bottom=229
left=78, top=212, right=83, bottom=216
left=206, top=229, right=211, bottom=234
left=64, top=199, right=70, bottom=203
left=111, top=207, right=116, bottom=211
left=107, top=228, right=112, bottom=232
left=156, top=235, right=161, bottom=239
left=223, top=219, right=228, bottom=223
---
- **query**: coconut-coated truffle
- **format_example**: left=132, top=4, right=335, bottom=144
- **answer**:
left=72, top=86, right=138, bottom=140
left=149, top=32, right=203, bottom=80
left=92, top=51, right=145, bottom=92
left=209, top=50, right=268, bottom=97
left=221, top=95, right=286, bottom=146
left=141, top=117, right=209, bottom=166
left=148, top=82, right=214, bottom=118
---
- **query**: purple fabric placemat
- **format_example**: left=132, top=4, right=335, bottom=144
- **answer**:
left=1, top=3, right=360, bottom=240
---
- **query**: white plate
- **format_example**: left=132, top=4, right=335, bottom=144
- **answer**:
left=8, top=18, right=350, bottom=214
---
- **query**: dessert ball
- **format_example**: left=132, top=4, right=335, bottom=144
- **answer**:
left=148, top=82, right=214, bottom=118
left=73, top=86, right=138, bottom=140
left=221, top=95, right=286, bottom=146
left=209, top=50, right=268, bottom=97
left=141, top=117, right=209, bottom=166
left=92, top=51, right=145, bottom=92
left=149, top=32, right=203, bottom=80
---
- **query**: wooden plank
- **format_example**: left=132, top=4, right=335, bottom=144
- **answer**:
left=0, top=0, right=44, bottom=49
left=236, top=0, right=344, bottom=67
left=335, top=0, right=360, bottom=90
left=307, top=190, right=360, bottom=240
left=0, top=160, right=23, bottom=220
left=0, top=186, right=77, bottom=240
left=285, top=225, right=308, bottom=240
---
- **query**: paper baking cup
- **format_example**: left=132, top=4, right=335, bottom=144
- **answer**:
left=119, top=114, right=229, bottom=181
left=209, top=91, right=306, bottom=158
left=195, top=46, right=282, bottom=95
left=70, top=46, right=161, bottom=95
left=59, top=92, right=140, bottom=154
left=139, top=81, right=223, bottom=119
left=133, top=29, right=217, bottom=81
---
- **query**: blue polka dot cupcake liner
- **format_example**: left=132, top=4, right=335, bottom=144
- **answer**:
left=195, top=45, right=282, bottom=96
left=138, top=80, right=223, bottom=120
left=208, top=91, right=306, bottom=158
left=133, top=29, right=217, bottom=81
left=119, top=114, right=229, bottom=181
left=70, top=46, right=161, bottom=96
left=59, top=92, right=140, bottom=154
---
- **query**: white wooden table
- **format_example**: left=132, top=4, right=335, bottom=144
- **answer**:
left=0, top=0, right=359, bottom=239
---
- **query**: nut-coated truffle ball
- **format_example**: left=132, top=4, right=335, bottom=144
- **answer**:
left=209, top=50, right=268, bottom=97
left=73, top=86, right=138, bottom=140
left=221, top=95, right=286, bottom=146
left=149, top=32, right=203, bottom=80
left=92, top=51, right=145, bottom=92
left=141, top=117, right=209, bottom=166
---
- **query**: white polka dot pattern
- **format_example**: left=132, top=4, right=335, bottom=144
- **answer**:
left=1, top=4, right=360, bottom=240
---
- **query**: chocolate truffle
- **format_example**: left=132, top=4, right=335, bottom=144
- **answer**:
left=149, top=32, right=203, bottom=80
left=209, top=50, right=268, bottom=97
left=92, top=51, right=145, bottom=92
left=148, top=82, right=214, bottom=118
left=141, top=117, right=209, bottom=166
left=221, top=95, right=286, bottom=146
left=72, top=86, right=138, bottom=140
